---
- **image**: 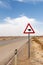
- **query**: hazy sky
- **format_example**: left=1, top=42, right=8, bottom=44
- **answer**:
left=0, top=0, right=43, bottom=36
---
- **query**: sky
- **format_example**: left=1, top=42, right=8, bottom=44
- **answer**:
left=0, top=0, right=43, bottom=36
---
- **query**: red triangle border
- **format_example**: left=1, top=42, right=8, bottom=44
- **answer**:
left=23, top=23, right=35, bottom=34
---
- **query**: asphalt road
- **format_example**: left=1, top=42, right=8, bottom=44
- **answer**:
left=0, top=37, right=28, bottom=65
left=0, top=37, right=28, bottom=46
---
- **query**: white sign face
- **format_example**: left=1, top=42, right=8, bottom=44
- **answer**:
left=25, top=26, right=33, bottom=32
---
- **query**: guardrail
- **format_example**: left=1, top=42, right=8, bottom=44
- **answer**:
left=5, top=43, right=28, bottom=65
left=5, top=49, right=17, bottom=65
left=5, top=42, right=28, bottom=65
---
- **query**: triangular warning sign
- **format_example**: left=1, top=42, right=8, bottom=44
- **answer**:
left=23, top=23, right=35, bottom=34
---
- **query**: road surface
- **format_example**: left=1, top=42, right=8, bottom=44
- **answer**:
left=0, top=37, right=28, bottom=65
left=0, top=37, right=27, bottom=46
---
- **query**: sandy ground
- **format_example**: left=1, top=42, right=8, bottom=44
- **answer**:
left=0, top=36, right=43, bottom=65
left=30, top=36, right=43, bottom=65
left=11, top=36, right=43, bottom=65
left=17, top=42, right=31, bottom=65
left=17, top=36, right=43, bottom=65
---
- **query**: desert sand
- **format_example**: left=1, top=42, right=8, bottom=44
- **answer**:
left=0, top=36, right=43, bottom=65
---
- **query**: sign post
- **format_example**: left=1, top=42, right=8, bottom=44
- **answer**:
left=28, top=34, right=30, bottom=58
left=23, top=23, right=35, bottom=58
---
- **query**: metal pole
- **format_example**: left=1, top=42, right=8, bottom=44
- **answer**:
left=15, top=49, right=17, bottom=65
left=28, top=34, right=30, bottom=58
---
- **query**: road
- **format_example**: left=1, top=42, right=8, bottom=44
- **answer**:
left=0, top=37, right=28, bottom=65
left=0, top=37, right=27, bottom=46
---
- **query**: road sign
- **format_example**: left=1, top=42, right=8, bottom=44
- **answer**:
left=23, top=23, right=35, bottom=34
left=23, top=23, right=35, bottom=58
